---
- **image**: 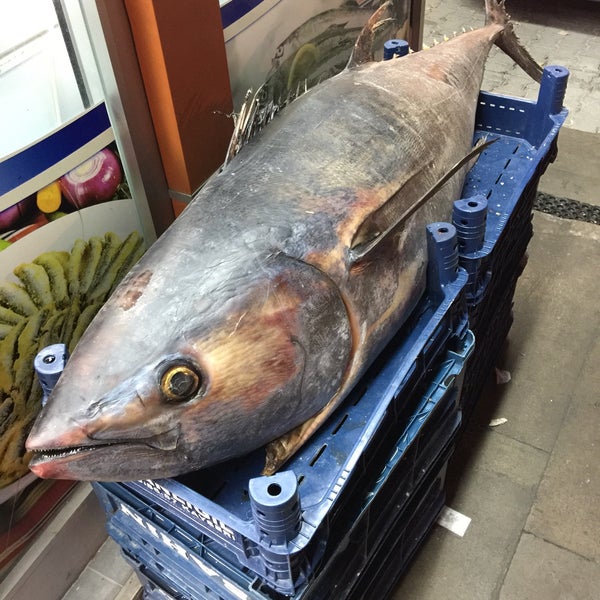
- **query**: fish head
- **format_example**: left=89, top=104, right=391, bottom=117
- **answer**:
left=26, top=249, right=352, bottom=481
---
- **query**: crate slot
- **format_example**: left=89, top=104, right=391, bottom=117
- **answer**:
left=331, top=414, right=348, bottom=435
left=308, top=445, right=327, bottom=467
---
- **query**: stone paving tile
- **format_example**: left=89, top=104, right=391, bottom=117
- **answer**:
left=539, top=128, right=600, bottom=205
left=525, top=332, right=600, bottom=562
left=469, top=213, right=600, bottom=452
left=568, top=89, right=600, bottom=132
left=391, top=428, right=548, bottom=600
left=62, top=568, right=122, bottom=600
left=499, top=533, right=600, bottom=600
left=114, top=574, right=143, bottom=600
left=87, top=538, right=135, bottom=587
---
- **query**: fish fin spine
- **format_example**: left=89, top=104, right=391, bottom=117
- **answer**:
left=348, top=0, right=406, bottom=67
left=485, top=0, right=510, bottom=27
left=349, top=138, right=498, bottom=263
left=485, top=0, right=543, bottom=82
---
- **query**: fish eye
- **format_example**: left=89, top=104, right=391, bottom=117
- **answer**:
left=160, top=363, right=202, bottom=402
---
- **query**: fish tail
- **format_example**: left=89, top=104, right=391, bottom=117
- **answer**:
left=485, top=0, right=543, bottom=82
left=484, top=0, right=510, bottom=26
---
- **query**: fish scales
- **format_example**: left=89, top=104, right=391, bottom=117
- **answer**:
left=26, top=1, right=542, bottom=481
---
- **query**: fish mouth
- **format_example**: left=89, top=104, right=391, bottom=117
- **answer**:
left=29, top=442, right=119, bottom=464
left=28, top=441, right=130, bottom=480
left=27, top=427, right=182, bottom=480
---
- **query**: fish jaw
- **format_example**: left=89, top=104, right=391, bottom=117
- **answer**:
left=27, top=428, right=184, bottom=481
left=26, top=367, right=188, bottom=480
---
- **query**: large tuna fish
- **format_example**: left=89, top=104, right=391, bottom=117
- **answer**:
left=26, top=0, right=541, bottom=481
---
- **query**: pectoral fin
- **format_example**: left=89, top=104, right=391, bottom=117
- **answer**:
left=263, top=396, right=339, bottom=475
left=349, top=137, right=497, bottom=263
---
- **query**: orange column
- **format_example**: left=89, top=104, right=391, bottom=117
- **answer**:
left=124, top=0, right=234, bottom=215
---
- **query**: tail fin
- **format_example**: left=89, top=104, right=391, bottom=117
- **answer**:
left=485, top=0, right=543, bottom=82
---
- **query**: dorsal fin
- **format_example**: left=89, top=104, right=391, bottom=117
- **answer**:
left=347, top=1, right=400, bottom=67
left=349, top=137, right=497, bottom=263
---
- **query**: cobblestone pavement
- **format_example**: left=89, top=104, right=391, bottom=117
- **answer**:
left=424, top=0, right=600, bottom=133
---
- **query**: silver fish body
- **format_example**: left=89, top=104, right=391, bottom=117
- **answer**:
left=27, top=1, right=540, bottom=481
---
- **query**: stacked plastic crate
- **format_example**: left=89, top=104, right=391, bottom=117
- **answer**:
left=91, top=66, right=568, bottom=600
left=457, top=65, right=569, bottom=419
left=93, top=221, right=472, bottom=600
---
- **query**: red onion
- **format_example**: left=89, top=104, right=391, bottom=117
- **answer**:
left=59, top=148, right=122, bottom=210
left=0, top=195, right=37, bottom=233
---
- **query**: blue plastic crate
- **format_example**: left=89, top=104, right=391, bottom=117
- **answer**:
left=297, top=356, right=465, bottom=599
left=454, top=66, right=568, bottom=417
left=454, top=65, right=568, bottom=308
left=466, top=66, right=568, bottom=224
left=345, top=458, right=448, bottom=600
left=94, top=224, right=469, bottom=596
left=94, top=328, right=470, bottom=600
left=110, top=514, right=267, bottom=600
left=131, top=459, right=447, bottom=600
left=136, top=569, right=178, bottom=600
left=127, top=450, right=450, bottom=600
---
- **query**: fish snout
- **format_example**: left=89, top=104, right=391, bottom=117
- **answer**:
left=26, top=414, right=90, bottom=454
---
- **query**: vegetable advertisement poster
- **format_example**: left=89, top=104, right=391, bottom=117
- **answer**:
left=222, top=0, right=411, bottom=110
left=0, top=103, right=144, bottom=506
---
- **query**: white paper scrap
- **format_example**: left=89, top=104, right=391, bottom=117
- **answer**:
left=489, top=417, right=508, bottom=427
left=495, top=367, right=512, bottom=385
left=437, top=506, right=472, bottom=537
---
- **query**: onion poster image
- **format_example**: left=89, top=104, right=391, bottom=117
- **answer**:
left=0, top=106, right=144, bottom=498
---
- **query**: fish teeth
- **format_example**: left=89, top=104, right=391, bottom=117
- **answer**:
left=36, top=443, right=113, bottom=459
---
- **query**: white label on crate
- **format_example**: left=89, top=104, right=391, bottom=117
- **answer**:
left=223, top=579, right=251, bottom=600
left=118, top=502, right=250, bottom=598
left=437, top=505, right=471, bottom=537
left=120, top=503, right=189, bottom=562
left=140, top=479, right=237, bottom=542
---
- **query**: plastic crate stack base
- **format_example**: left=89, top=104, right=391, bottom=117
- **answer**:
left=93, top=224, right=472, bottom=600
left=134, top=457, right=447, bottom=600
left=346, top=460, right=448, bottom=600
left=456, top=65, right=568, bottom=419
left=94, top=332, right=471, bottom=600
left=272, top=334, right=471, bottom=600
left=458, top=166, right=537, bottom=418
left=91, top=65, right=569, bottom=600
